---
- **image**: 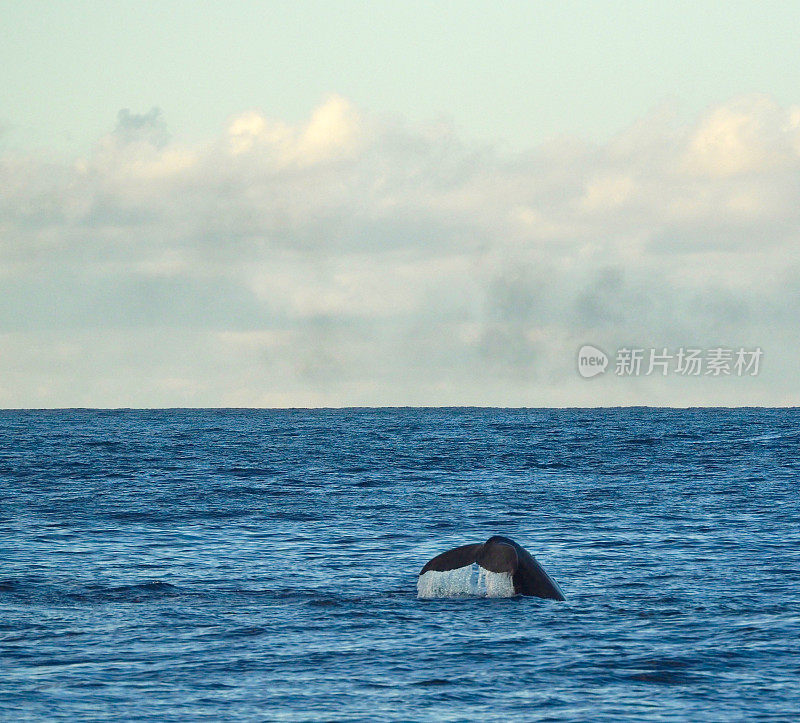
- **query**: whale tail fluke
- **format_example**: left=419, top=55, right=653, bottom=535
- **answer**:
left=419, top=543, right=482, bottom=574
left=417, top=536, right=565, bottom=601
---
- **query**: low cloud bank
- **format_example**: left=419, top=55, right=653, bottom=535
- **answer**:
left=1, top=95, right=798, bottom=406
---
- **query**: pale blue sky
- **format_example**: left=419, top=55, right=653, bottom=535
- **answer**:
left=3, top=1, right=800, bottom=154
left=3, top=2, right=800, bottom=406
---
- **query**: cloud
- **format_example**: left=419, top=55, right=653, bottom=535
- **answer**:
left=1, top=94, right=799, bottom=406
left=114, top=107, right=170, bottom=148
left=684, top=95, right=800, bottom=177
left=225, top=95, right=362, bottom=165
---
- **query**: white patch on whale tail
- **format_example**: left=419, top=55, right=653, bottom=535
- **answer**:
left=417, top=563, right=516, bottom=599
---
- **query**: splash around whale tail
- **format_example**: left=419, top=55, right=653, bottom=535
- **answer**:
left=417, top=536, right=565, bottom=600
left=417, top=563, right=516, bottom=598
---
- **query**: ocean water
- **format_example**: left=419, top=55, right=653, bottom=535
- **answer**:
left=1, top=407, right=799, bottom=721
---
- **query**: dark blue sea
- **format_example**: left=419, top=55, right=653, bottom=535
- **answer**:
left=2, top=408, right=799, bottom=721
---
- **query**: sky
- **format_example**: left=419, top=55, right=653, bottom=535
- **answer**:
left=2, top=1, right=799, bottom=407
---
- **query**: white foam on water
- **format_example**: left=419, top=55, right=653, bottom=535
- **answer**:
left=417, top=563, right=516, bottom=599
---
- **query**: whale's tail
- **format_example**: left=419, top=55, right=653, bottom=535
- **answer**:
left=417, top=536, right=565, bottom=600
